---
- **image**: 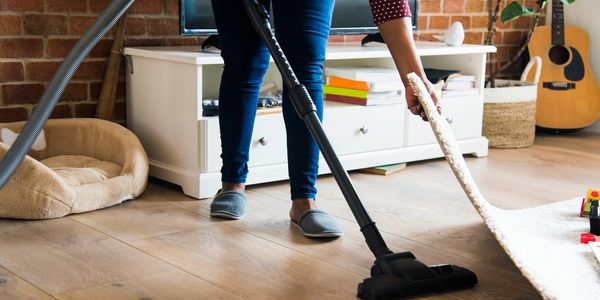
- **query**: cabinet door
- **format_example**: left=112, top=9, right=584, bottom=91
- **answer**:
left=404, top=95, right=483, bottom=146
left=323, top=103, right=405, bottom=155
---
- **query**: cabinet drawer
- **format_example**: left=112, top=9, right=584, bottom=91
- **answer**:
left=324, top=103, right=404, bottom=155
left=248, top=114, right=287, bottom=167
left=199, top=114, right=287, bottom=172
left=405, top=95, right=483, bottom=146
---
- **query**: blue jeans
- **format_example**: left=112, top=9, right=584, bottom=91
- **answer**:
left=211, top=0, right=334, bottom=200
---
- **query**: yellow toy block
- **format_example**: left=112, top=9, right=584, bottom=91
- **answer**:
left=588, top=189, right=600, bottom=202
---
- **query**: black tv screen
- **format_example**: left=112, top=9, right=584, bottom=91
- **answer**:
left=180, top=0, right=418, bottom=36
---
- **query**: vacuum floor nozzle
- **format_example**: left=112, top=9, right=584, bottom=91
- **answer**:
left=357, top=252, right=478, bottom=299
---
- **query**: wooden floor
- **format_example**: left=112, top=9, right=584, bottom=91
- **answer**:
left=1, top=131, right=599, bottom=300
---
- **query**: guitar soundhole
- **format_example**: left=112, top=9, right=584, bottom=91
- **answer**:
left=548, top=45, right=570, bottom=65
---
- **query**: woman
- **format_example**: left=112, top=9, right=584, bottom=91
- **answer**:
left=209, top=0, right=439, bottom=238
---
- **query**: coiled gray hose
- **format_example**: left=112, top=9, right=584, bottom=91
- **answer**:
left=0, top=0, right=135, bottom=189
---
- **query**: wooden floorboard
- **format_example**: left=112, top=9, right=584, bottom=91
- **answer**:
left=0, top=131, right=597, bottom=299
left=0, top=265, right=55, bottom=300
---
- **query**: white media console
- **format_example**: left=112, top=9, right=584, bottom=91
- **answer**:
left=124, top=42, right=496, bottom=199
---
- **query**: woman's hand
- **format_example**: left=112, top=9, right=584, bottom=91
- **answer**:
left=405, top=78, right=441, bottom=121
left=377, top=18, right=441, bottom=121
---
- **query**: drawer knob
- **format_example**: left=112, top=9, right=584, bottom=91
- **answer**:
left=446, top=117, right=453, bottom=124
left=258, top=137, right=269, bottom=146
left=360, top=126, right=369, bottom=134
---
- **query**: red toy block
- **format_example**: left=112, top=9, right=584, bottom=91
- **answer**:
left=581, top=233, right=597, bottom=244
left=580, top=197, right=586, bottom=217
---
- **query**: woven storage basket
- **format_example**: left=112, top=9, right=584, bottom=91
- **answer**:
left=483, top=57, right=541, bottom=149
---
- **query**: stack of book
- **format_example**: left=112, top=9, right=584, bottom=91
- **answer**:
left=323, top=67, right=405, bottom=106
left=441, top=73, right=478, bottom=98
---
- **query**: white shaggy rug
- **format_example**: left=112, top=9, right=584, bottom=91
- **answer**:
left=407, top=73, right=600, bottom=300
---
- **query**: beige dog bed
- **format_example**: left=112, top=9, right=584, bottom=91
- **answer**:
left=0, top=118, right=148, bottom=219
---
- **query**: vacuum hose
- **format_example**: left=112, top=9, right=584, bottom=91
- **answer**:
left=0, top=0, right=134, bottom=189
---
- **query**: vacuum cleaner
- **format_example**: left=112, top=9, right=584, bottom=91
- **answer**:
left=0, top=0, right=478, bottom=298
left=241, top=1, right=478, bottom=298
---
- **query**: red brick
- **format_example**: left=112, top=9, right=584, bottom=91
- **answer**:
left=466, top=0, right=486, bottom=13
left=49, top=104, right=72, bottom=119
left=75, top=103, right=97, bottom=118
left=511, top=16, right=533, bottom=29
left=47, top=38, right=76, bottom=57
left=90, top=0, right=111, bottom=12
left=147, top=18, right=179, bottom=36
left=47, top=38, right=112, bottom=58
left=503, top=31, right=522, bottom=45
left=0, top=0, right=43, bottom=12
left=416, top=16, right=428, bottom=29
left=60, top=83, right=88, bottom=102
left=165, top=0, right=179, bottom=16
left=24, top=14, right=67, bottom=35
left=164, top=37, right=202, bottom=46
left=89, top=82, right=102, bottom=100
left=0, top=15, right=21, bottom=34
left=471, top=16, right=488, bottom=29
left=130, top=0, right=163, bottom=15
left=0, top=107, right=29, bottom=122
left=0, top=62, right=24, bottom=82
left=429, top=16, right=450, bottom=30
left=73, top=60, right=107, bottom=80
left=0, top=38, right=43, bottom=58
left=46, top=0, right=87, bottom=12
left=443, top=0, right=466, bottom=13
left=419, top=0, right=441, bottom=13
left=124, top=38, right=165, bottom=47
left=126, top=17, right=146, bottom=36
left=451, top=16, right=471, bottom=29
left=90, top=39, right=114, bottom=58
left=26, top=61, right=60, bottom=81
left=2, top=83, right=45, bottom=104
left=70, top=16, right=98, bottom=35
left=464, top=31, right=483, bottom=44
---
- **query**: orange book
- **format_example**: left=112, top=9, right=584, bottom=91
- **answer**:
left=325, top=76, right=370, bottom=91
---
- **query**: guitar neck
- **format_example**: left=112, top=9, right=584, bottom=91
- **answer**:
left=552, top=0, right=565, bottom=45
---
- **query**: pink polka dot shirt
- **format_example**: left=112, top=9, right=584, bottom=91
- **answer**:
left=369, top=0, right=412, bottom=25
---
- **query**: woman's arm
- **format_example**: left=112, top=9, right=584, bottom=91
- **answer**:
left=369, top=0, right=440, bottom=119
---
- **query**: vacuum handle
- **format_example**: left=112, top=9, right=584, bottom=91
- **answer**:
left=242, top=0, right=392, bottom=258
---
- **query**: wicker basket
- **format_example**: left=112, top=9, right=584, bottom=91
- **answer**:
left=483, top=57, right=541, bottom=149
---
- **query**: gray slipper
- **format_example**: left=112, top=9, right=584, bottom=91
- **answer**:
left=210, top=189, right=246, bottom=220
left=291, top=209, right=343, bottom=238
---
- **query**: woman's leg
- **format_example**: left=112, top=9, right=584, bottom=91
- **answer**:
left=272, top=0, right=335, bottom=216
left=211, top=0, right=271, bottom=189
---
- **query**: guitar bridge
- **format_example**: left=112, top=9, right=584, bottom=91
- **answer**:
left=543, top=82, right=576, bottom=90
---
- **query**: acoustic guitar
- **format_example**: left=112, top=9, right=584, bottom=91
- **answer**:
left=527, top=0, right=600, bottom=129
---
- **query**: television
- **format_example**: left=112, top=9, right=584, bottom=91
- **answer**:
left=179, top=0, right=418, bottom=36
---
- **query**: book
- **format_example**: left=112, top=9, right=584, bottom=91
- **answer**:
left=325, top=67, right=401, bottom=82
left=446, top=74, right=477, bottom=82
left=325, top=94, right=404, bottom=106
left=441, top=88, right=479, bottom=98
left=325, top=76, right=403, bottom=92
left=443, top=81, right=475, bottom=90
left=359, top=163, right=407, bottom=175
left=323, top=85, right=401, bottom=99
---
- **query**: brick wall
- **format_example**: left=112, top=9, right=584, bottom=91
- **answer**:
left=0, top=0, right=543, bottom=123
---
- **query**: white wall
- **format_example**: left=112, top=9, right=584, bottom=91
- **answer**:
left=549, top=0, right=600, bottom=132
